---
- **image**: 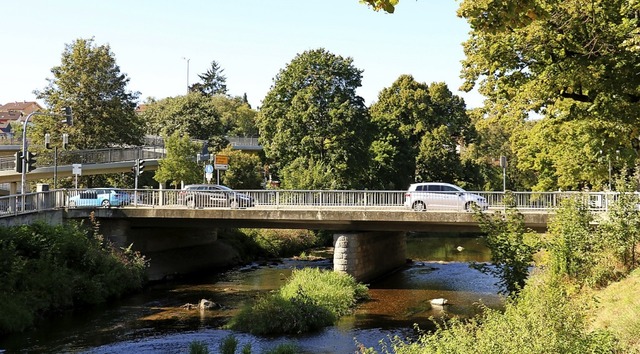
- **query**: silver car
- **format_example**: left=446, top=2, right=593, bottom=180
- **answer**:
left=179, top=184, right=255, bottom=209
left=403, top=182, right=488, bottom=212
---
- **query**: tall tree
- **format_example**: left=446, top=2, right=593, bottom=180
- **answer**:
left=368, top=75, right=473, bottom=188
left=140, top=93, right=227, bottom=152
left=191, top=60, right=228, bottom=96
left=257, top=48, right=372, bottom=189
left=153, top=131, right=201, bottom=188
left=415, top=125, right=462, bottom=183
left=220, top=148, right=264, bottom=189
left=33, top=38, right=143, bottom=150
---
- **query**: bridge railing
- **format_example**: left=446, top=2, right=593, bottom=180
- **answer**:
left=0, top=189, right=630, bottom=219
left=239, top=190, right=406, bottom=209
left=111, top=189, right=624, bottom=212
left=0, top=190, right=67, bottom=217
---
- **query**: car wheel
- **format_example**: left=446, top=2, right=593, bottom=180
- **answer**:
left=412, top=201, right=426, bottom=212
left=465, top=201, right=478, bottom=212
left=186, top=198, right=195, bottom=209
left=101, top=200, right=111, bottom=208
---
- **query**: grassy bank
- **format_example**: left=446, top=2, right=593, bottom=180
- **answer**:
left=226, top=267, right=368, bottom=335
left=589, top=267, right=640, bottom=352
left=0, top=219, right=148, bottom=335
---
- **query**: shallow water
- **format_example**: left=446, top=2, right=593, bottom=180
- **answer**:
left=0, top=235, right=502, bottom=353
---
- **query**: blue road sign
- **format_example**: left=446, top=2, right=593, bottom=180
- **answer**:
left=205, top=164, right=214, bottom=173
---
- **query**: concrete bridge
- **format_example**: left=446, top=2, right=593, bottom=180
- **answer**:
left=1, top=188, right=608, bottom=282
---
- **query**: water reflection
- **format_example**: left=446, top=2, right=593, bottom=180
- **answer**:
left=0, top=235, right=502, bottom=353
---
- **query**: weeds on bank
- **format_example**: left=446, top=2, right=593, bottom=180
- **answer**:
left=359, top=185, right=640, bottom=353
left=218, top=228, right=326, bottom=261
left=227, top=268, right=368, bottom=335
left=0, top=219, right=148, bottom=335
left=188, top=336, right=298, bottom=354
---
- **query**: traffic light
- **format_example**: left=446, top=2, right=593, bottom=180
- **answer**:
left=25, top=151, right=37, bottom=172
left=138, top=159, right=145, bottom=175
left=132, top=159, right=145, bottom=175
left=62, top=106, right=73, bottom=126
left=14, top=152, right=22, bottom=173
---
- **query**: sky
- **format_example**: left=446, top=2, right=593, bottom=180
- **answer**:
left=1, top=0, right=481, bottom=110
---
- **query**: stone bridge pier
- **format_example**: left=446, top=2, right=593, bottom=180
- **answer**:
left=333, top=231, right=406, bottom=282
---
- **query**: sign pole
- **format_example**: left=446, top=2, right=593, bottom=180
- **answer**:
left=213, top=154, right=229, bottom=185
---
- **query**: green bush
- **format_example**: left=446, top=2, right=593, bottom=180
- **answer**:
left=548, top=190, right=640, bottom=287
left=473, top=192, right=539, bottom=295
left=227, top=268, right=367, bottom=335
left=0, top=221, right=148, bottom=335
left=279, top=268, right=369, bottom=317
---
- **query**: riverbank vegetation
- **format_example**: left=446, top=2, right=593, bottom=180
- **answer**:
left=226, top=267, right=368, bottom=335
left=189, top=335, right=299, bottom=354
left=360, top=190, right=640, bottom=353
left=0, top=218, right=148, bottom=336
left=218, top=228, right=330, bottom=261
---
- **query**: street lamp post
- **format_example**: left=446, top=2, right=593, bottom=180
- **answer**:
left=20, top=107, right=73, bottom=196
left=182, top=57, right=190, bottom=93
left=45, top=132, right=69, bottom=189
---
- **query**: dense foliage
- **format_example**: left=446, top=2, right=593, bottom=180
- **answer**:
left=0, top=220, right=147, bottom=335
left=33, top=38, right=144, bottom=150
left=141, top=93, right=227, bottom=151
left=153, top=131, right=202, bottom=188
left=548, top=177, right=640, bottom=286
left=360, top=0, right=398, bottom=13
left=473, top=193, right=539, bottom=295
left=257, top=48, right=372, bottom=189
left=457, top=0, right=640, bottom=190
left=219, top=149, right=263, bottom=189
left=211, top=95, right=258, bottom=137
left=368, top=76, right=475, bottom=189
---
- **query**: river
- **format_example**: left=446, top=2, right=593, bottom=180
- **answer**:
left=1, top=234, right=502, bottom=353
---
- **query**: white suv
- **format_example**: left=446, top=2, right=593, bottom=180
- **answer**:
left=404, top=182, right=488, bottom=211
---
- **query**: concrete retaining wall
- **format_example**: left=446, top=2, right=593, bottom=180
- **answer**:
left=0, top=210, right=63, bottom=228
left=333, top=231, right=406, bottom=282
